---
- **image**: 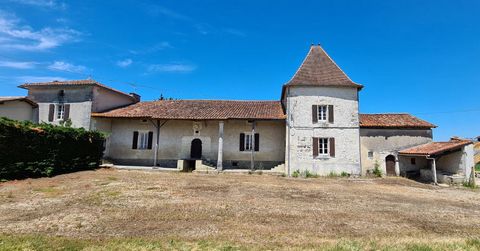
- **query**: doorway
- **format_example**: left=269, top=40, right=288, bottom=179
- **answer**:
left=190, top=138, right=202, bottom=159
left=385, top=155, right=396, bottom=176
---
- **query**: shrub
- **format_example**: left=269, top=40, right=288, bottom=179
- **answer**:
left=328, top=171, right=339, bottom=177
left=372, top=161, right=382, bottom=177
left=303, top=170, right=319, bottom=178
left=292, top=170, right=300, bottom=178
left=0, top=117, right=105, bottom=180
left=341, top=171, right=350, bottom=177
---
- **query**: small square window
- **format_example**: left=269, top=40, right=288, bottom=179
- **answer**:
left=368, top=151, right=373, bottom=158
left=411, top=158, right=416, bottom=165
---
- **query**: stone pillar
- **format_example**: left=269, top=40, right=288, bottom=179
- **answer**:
left=217, top=121, right=224, bottom=171
left=395, top=159, right=400, bottom=176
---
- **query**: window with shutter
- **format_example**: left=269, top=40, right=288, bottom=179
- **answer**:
left=64, top=104, right=70, bottom=120
left=313, top=137, right=334, bottom=158
left=132, top=131, right=139, bottom=149
left=240, top=132, right=259, bottom=152
left=313, top=105, right=328, bottom=123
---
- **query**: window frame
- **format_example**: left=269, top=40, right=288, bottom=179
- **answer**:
left=316, top=105, right=328, bottom=122
left=318, top=138, right=329, bottom=156
left=368, top=151, right=374, bottom=159
left=244, top=133, right=253, bottom=151
left=137, top=131, right=150, bottom=150
left=56, top=104, right=65, bottom=121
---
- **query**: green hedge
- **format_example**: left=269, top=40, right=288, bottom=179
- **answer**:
left=0, top=117, right=105, bottom=180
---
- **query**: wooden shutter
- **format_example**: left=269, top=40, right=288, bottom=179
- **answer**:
left=64, top=104, right=70, bottom=120
left=48, top=104, right=55, bottom=122
left=329, top=138, right=335, bottom=157
left=312, top=105, right=318, bottom=123
left=147, top=131, right=153, bottom=149
left=254, top=133, right=260, bottom=151
left=328, top=105, right=334, bottom=123
left=313, top=137, right=319, bottom=158
left=239, top=133, right=245, bottom=151
left=132, top=131, right=139, bottom=149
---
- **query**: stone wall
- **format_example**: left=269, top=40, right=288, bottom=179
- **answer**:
left=92, top=86, right=136, bottom=113
left=0, top=100, right=36, bottom=122
left=285, top=86, right=361, bottom=175
left=93, top=118, right=286, bottom=168
left=360, top=128, right=433, bottom=175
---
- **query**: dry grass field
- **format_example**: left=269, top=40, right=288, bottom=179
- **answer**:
left=0, top=168, right=479, bottom=250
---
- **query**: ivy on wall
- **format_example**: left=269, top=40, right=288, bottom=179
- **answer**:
left=0, top=117, right=105, bottom=180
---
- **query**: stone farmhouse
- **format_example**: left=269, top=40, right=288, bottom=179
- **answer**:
left=1, top=45, right=474, bottom=184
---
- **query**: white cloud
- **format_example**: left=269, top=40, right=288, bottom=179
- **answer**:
left=147, top=63, right=196, bottom=73
left=128, top=41, right=172, bottom=55
left=48, top=61, right=86, bottom=73
left=0, top=12, right=80, bottom=51
left=116, top=58, right=132, bottom=68
left=0, top=60, right=37, bottom=69
left=145, top=5, right=191, bottom=21
left=7, top=0, right=67, bottom=10
left=15, top=75, right=66, bottom=83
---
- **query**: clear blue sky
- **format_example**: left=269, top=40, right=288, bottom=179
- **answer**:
left=1, top=0, right=479, bottom=140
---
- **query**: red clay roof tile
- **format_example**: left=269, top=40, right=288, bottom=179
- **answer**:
left=399, top=139, right=472, bottom=156
left=359, top=114, right=436, bottom=129
left=92, top=100, right=286, bottom=120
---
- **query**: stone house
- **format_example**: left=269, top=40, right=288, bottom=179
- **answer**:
left=4, top=45, right=475, bottom=183
left=0, top=96, right=38, bottom=122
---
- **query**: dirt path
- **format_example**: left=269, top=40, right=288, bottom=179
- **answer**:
left=0, top=169, right=479, bottom=247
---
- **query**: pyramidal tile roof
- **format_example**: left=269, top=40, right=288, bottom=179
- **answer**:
left=285, top=45, right=363, bottom=89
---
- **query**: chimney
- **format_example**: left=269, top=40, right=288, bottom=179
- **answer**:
left=130, top=93, right=141, bottom=103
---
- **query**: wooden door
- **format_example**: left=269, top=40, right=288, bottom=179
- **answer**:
left=385, top=155, right=396, bottom=176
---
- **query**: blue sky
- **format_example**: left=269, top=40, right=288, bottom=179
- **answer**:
left=0, top=0, right=479, bottom=140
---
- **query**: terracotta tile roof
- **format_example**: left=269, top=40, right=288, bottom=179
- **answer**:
left=399, top=139, right=472, bottom=156
left=359, top=114, right=436, bottom=129
left=18, top=79, right=137, bottom=102
left=285, top=45, right=363, bottom=89
left=92, top=100, right=286, bottom=120
left=0, top=96, right=37, bottom=107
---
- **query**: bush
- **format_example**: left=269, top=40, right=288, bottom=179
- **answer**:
left=341, top=171, right=350, bottom=177
left=0, top=117, right=105, bottom=180
left=292, top=170, right=300, bottom=178
left=328, top=171, right=338, bottom=177
left=372, top=161, right=382, bottom=177
left=303, top=170, right=319, bottom=178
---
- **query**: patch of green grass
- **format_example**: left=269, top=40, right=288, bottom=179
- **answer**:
left=32, top=186, right=63, bottom=197
left=475, top=163, right=480, bottom=172
left=328, top=171, right=339, bottom=178
left=292, top=169, right=300, bottom=178
left=1, top=235, right=480, bottom=251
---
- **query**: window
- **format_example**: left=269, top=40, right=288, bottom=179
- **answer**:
left=313, top=137, right=335, bottom=158
left=245, top=133, right=253, bottom=151
left=368, top=151, right=374, bottom=158
left=138, top=132, right=149, bottom=149
left=56, top=104, right=65, bottom=120
left=132, top=131, right=153, bottom=150
left=411, top=158, right=416, bottom=165
left=317, top=105, right=328, bottom=121
left=318, top=138, right=329, bottom=155
left=239, top=133, right=259, bottom=152
left=312, top=105, right=334, bottom=123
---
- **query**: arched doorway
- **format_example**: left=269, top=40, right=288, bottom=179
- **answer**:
left=385, top=155, right=396, bottom=176
left=190, top=138, right=202, bottom=159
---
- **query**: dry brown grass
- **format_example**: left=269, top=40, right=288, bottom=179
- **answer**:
left=0, top=169, right=479, bottom=249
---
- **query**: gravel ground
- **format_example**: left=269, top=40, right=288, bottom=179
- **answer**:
left=0, top=169, right=479, bottom=248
